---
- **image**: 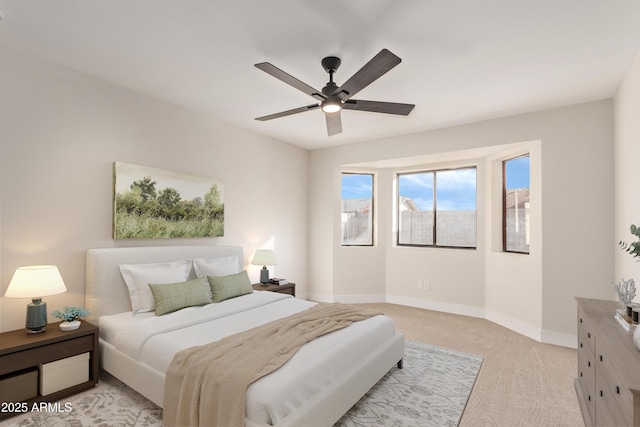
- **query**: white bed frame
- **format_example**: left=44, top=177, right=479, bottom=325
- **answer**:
left=85, top=245, right=404, bottom=427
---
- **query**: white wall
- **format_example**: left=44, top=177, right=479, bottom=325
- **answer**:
left=614, top=53, right=640, bottom=286
left=309, top=100, right=614, bottom=346
left=0, top=47, right=309, bottom=332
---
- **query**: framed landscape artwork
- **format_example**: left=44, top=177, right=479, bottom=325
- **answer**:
left=113, top=162, right=224, bottom=239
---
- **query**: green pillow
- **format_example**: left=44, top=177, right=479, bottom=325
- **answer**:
left=207, top=270, right=253, bottom=303
left=148, top=277, right=213, bottom=315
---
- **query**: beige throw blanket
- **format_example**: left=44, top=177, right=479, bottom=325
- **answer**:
left=163, top=303, right=380, bottom=427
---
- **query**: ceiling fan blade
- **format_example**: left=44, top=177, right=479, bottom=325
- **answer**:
left=342, top=99, right=415, bottom=115
left=255, top=62, right=325, bottom=101
left=325, top=111, right=342, bottom=136
left=331, top=49, right=402, bottom=101
left=255, top=104, right=320, bottom=121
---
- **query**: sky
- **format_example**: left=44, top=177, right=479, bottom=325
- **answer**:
left=342, top=156, right=529, bottom=211
left=505, top=156, right=530, bottom=189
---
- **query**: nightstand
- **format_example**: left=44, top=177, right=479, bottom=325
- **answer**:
left=252, top=282, right=296, bottom=297
left=0, top=321, right=99, bottom=420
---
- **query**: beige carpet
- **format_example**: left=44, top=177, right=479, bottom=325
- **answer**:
left=357, top=303, right=583, bottom=427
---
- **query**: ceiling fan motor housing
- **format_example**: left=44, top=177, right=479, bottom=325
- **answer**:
left=321, top=56, right=341, bottom=74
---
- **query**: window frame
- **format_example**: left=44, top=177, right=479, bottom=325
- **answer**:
left=340, top=172, right=375, bottom=247
left=502, top=154, right=530, bottom=254
left=396, top=166, right=477, bottom=249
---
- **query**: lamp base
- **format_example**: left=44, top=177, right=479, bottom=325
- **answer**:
left=25, top=298, right=48, bottom=334
left=260, top=266, right=270, bottom=284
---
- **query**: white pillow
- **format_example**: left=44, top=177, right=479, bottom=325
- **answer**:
left=193, top=256, right=241, bottom=278
left=119, top=260, right=192, bottom=313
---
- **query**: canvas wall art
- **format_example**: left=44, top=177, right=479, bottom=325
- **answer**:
left=113, top=162, right=224, bottom=239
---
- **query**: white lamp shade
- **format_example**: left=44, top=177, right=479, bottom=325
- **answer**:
left=5, top=265, right=67, bottom=298
left=251, top=249, right=277, bottom=266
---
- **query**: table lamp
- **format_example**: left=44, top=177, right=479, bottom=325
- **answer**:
left=251, top=249, right=277, bottom=284
left=4, top=265, right=67, bottom=334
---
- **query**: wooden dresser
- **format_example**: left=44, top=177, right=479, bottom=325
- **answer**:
left=575, top=297, right=640, bottom=426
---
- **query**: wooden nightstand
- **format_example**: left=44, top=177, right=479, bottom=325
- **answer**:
left=0, top=321, right=99, bottom=420
left=252, top=282, right=296, bottom=297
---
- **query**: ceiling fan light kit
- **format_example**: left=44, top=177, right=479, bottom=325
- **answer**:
left=322, top=98, right=341, bottom=113
left=255, top=49, right=415, bottom=136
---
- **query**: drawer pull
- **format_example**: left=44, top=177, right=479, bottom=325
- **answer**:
left=600, top=390, right=603, bottom=397
left=588, top=332, right=591, bottom=338
left=588, top=361, right=591, bottom=367
left=580, top=318, right=583, bottom=323
left=616, top=386, right=620, bottom=394
left=599, top=355, right=603, bottom=362
left=580, top=371, right=583, bottom=377
left=580, top=342, right=583, bottom=348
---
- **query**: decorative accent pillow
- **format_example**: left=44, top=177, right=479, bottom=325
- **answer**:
left=193, top=256, right=241, bottom=278
left=148, top=277, right=213, bottom=316
left=207, top=270, right=253, bottom=303
left=119, top=260, right=192, bottom=313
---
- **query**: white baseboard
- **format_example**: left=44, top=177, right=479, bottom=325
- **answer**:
left=385, top=295, right=486, bottom=319
left=333, top=294, right=387, bottom=304
left=484, top=309, right=542, bottom=342
left=541, top=329, right=577, bottom=349
left=306, top=292, right=334, bottom=303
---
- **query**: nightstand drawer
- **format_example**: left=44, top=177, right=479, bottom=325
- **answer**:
left=252, top=282, right=296, bottom=297
left=0, top=335, right=94, bottom=374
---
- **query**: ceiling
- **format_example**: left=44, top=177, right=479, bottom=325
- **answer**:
left=1, top=1, right=640, bottom=150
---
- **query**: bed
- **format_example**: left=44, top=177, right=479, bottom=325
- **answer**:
left=85, top=245, right=404, bottom=427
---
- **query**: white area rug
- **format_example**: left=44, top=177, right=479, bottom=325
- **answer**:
left=336, top=341, right=483, bottom=427
left=1, top=341, right=482, bottom=427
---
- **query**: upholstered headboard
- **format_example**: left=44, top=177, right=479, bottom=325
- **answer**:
left=85, top=245, right=244, bottom=325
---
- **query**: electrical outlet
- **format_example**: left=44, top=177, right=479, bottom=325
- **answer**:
left=416, top=280, right=423, bottom=290
left=424, top=280, right=430, bottom=291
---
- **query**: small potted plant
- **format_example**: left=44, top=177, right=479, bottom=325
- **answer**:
left=51, top=306, right=90, bottom=331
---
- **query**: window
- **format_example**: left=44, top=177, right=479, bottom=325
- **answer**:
left=503, top=155, right=530, bottom=253
left=398, top=167, right=476, bottom=248
left=341, top=173, right=374, bottom=246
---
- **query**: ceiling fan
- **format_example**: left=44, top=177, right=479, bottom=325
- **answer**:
left=254, top=49, right=415, bottom=136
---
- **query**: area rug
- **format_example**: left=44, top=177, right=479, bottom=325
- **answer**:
left=1, top=341, right=482, bottom=427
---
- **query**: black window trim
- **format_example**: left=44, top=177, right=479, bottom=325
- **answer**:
left=502, top=154, right=530, bottom=255
left=396, top=166, right=477, bottom=249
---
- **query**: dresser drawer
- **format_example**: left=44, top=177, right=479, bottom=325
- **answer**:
left=595, top=394, right=618, bottom=427
left=578, top=327, right=596, bottom=374
left=596, top=346, right=633, bottom=426
left=578, top=307, right=596, bottom=354
left=578, top=349, right=595, bottom=394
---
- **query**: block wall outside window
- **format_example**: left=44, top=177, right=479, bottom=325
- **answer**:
left=398, top=167, right=477, bottom=248
left=503, top=155, right=530, bottom=254
left=341, top=173, right=374, bottom=246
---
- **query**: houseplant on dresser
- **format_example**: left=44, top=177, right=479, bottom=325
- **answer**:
left=51, top=306, right=90, bottom=331
left=619, top=223, right=640, bottom=349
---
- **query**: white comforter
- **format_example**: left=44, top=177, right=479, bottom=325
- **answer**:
left=99, top=291, right=396, bottom=425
